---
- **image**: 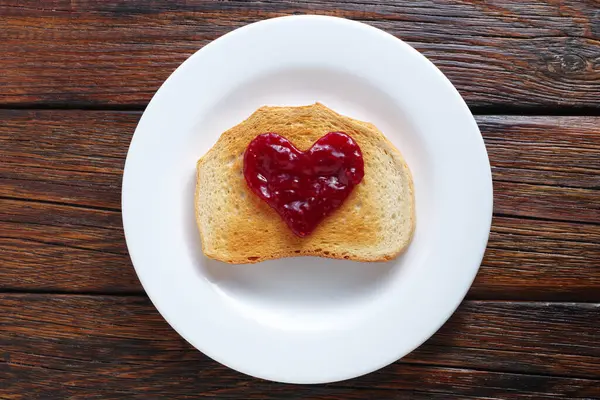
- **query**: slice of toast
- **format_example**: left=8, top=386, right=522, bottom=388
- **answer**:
left=195, top=103, right=415, bottom=263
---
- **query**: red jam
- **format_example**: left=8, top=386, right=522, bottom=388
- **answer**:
left=243, top=132, right=364, bottom=237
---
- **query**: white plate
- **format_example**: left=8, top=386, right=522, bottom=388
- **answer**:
left=122, top=15, right=492, bottom=384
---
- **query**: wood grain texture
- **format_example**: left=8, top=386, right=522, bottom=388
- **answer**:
left=1, top=0, right=599, bottom=108
left=1, top=111, right=599, bottom=299
left=2, top=1, right=599, bottom=398
left=1, top=111, right=599, bottom=210
left=1, top=294, right=599, bottom=399
left=2, top=197, right=599, bottom=300
left=0, top=110, right=130, bottom=209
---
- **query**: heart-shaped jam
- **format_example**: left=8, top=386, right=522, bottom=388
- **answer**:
left=244, top=132, right=364, bottom=237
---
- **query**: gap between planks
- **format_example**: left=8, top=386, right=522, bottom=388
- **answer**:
left=2, top=290, right=600, bottom=305
left=1, top=104, right=600, bottom=116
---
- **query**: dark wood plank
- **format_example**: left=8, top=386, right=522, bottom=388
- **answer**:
left=0, top=110, right=130, bottom=209
left=0, top=198, right=140, bottom=293
left=2, top=197, right=599, bottom=300
left=494, top=181, right=600, bottom=223
left=482, top=116, right=600, bottom=189
left=0, top=367, right=500, bottom=400
left=473, top=215, right=600, bottom=301
left=1, top=295, right=598, bottom=399
left=1, top=111, right=599, bottom=211
left=0, top=200, right=125, bottom=254
left=1, top=1, right=599, bottom=108
left=1, top=111, right=599, bottom=299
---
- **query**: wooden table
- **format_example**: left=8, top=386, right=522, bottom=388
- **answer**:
left=1, top=2, right=599, bottom=398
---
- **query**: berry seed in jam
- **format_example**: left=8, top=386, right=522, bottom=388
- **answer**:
left=243, top=132, right=364, bottom=237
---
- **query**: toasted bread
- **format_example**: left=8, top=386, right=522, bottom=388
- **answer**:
left=195, top=103, right=415, bottom=263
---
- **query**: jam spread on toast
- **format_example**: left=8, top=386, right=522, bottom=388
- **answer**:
left=244, top=132, right=364, bottom=237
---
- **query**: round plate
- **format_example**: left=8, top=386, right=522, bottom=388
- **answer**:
left=122, top=15, right=492, bottom=384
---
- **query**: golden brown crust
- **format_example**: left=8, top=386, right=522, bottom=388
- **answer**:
left=195, top=103, right=415, bottom=264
